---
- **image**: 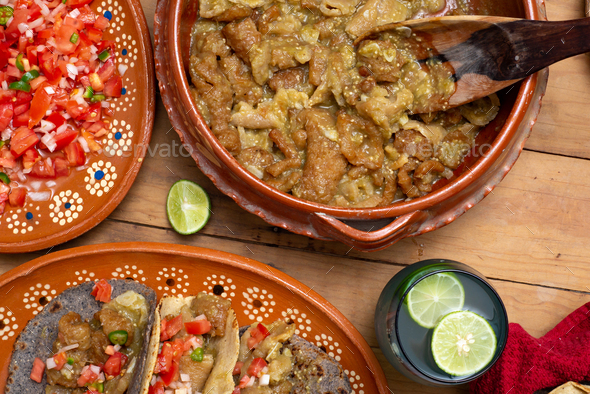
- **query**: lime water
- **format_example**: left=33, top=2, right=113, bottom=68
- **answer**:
left=394, top=272, right=506, bottom=382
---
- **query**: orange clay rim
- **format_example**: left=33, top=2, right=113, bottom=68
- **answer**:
left=0, top=241, right=390, bottom=394
left=168, top=0, right=539, bottom=219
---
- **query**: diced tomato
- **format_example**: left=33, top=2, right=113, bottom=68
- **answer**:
left=52, top=88, right=69, bottom=108
left=90, top=279, right=112, bottom=302
left=0, top=103, right=13, bottom=131
left=46, top=113, right=67, bottom=130
left=148, top=381, right=166, bottom=394
left=247, top=323, right=271, bottom=350
left=15, top=91, right=33, bottom=105
left=9, top=187, right=27, bottom=207
left=64, top=16, right=85, bottom=30
left=154, top=342, right=174, bottom=374
left=12, top=110, right=30, bottom=127
left=233, top=361, right=244, bottom=375
left=238, top=375, right=252, bottom=389
left=54, top=157, right=70, bottom=177
left=82, top=102, right=101, bottom=122
left=104, top=352, right=127, bottom=377
left=77, top=365, right=99, bottom=387
left=13, top=103, right=30, bottom=116
left=29, top=83, right=53, bottom=129
left=10, top=127, right=39, bottom=158
left=81, top=130, right=100, bottom=151
left=22, top=148, right=40, bottom=170
left=159, top=360, right=179, bottom=386
left=66, top=100, right=89, bottom=120
left=85, top=120, right=106, bottom=134
left=28, top=3, right=42, bottom=19
left=97, top=58, right=115, bottom=82
left=53, top=352, right=68, bottom=371
left=17, top=36, right=27, bottom=54
left=77, top=5, right=96, bottom=24
left=232, top=388, right=241, bottom=394
left=79, top=75, right=90, bottom=87
left=0, top=90, right=16, bottom=103
left=85, top=26, right=103, bottom=44
left=185, top=319, right=212, bottom=336
left=6, top=64, right=23, bottom=79
left=88, top=72, right=103, bottom=91
left=30, top=158, right=55, bottom=178
left=247, top=358, right=267, bottom=378
left=160, top=315, right=183, bottom=342
left=94, top=15, right=110, bottom=31
left=37, top=29, right=54, bottom=39
left=0, top=27, right=4, bottom=42
left=0, top=44, right=10, bottom=71
left=53, top=128, right=79, bottom=151
left=30, top=357, right=45, bottom=383
left=5, top=9, right=28, bottom=40
left=104, top=75, right=122, bottom=98
left=26, top=47, right=38, bottom=67
left=66, top=0, right=93, bottom=8
left=0, top=147, right=16, bottom=168
left=56, top=25, right=79, bottom=54
left=63, top=141, right=85, bottom=166
left=171, top=338, right=185, bottom=360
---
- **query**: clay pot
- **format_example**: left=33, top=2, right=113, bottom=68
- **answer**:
left=154, top=0, right=548, bottom=251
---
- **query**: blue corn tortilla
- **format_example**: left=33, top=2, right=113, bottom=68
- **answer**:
left=239, top=326, right=352, bottom=394
left=5, top=279, right=157, bottom=394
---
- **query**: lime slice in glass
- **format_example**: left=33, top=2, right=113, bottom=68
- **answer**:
left=406, top=273, right=465, bottom=328
left=166, top=180, right=211, bottom=235
left=431, top=311, right=497, bottom=376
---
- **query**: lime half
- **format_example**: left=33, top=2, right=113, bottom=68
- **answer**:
left=431, top=311, right=497, bottom=376
left=406, top=273, right=465, bottom=328
left=166, top=180, right=211, bottom=235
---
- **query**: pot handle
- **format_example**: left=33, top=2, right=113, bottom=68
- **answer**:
left=311, top=210, right=428, bottom=251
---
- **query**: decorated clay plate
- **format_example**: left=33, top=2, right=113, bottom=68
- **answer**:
left=0, top=0, right=154, bottom=253
left=0, top=242, right=389, bottom=393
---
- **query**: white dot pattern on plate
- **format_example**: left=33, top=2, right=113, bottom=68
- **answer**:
left=241, top=287, right=274, bottom=322
left=48, top=191, right=84, bottom=226
left=0, top=206, right=39, bottom=235
left=203, top=274, right=235, bottom=300
left=281, top=307, right=312, bottom=338
left=156, top=267, right=189, bottom=296
left=111, top=265, right=147, bottom=282
left=0, top=307, right=18, bottom=341
left=84, top=161, right=117, bottom=197
left=103, top=119, right=135, bottom=157
left=22, top=283, right=57, bottom=316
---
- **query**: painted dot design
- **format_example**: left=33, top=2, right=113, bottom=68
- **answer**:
left=103, top=119, right=134, bottom=157
left=85, top=161, right=117, bottom=196
left=0, top=204, right=40, bottom=235
left=281, top=308, right=312, bottom=339
left=22, top=283, right=58, bottom=316
left=203, top=275, right=235, bottom=300
left=241, top=287, right=275, bottom=323
left=49, top=191, right=84, bottom=226
left=110, top=265, right=147, bottom=282
left=65, top=270, right=97, bottom=287
left=155, top=267, right=189, bottom=296
left=0, top=307, right=18, bottom=341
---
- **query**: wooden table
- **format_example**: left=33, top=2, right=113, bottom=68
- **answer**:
left=2, top=0, right=589, bottom=392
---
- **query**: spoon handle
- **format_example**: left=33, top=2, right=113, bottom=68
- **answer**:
left=493, top=18, right=590, bottom=81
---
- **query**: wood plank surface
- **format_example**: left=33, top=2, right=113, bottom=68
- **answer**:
left=2, top=0, right=590, bottom=393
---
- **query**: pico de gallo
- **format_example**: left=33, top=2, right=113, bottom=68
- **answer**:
left=0, top=0, right=124, bottom=216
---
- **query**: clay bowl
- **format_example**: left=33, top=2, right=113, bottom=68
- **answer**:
left=154, top=0, right=548, bottom=252
left=0, top=0, right=155, bottom=253
left=0, top=242, right=389, bottom=393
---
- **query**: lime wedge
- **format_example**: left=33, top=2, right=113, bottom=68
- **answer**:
left=406, top=273, right=465, bottom=328
left=431, top=311, right=497, bottom=376
left=166, top=180, right=211, bottom=235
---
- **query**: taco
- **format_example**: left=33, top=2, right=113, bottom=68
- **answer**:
left=144, top=293, right=240, bottom=394
left=5, top=279, right=158, bottom=394
left=234, top=322, right=352, bottom=394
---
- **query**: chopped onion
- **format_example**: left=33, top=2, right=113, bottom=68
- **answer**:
left=78, top=136, right=90, bottom=153
left=25, top=29, right=33, bottom=39
left=68, top=8, right=80, bottom=18
left=0, top=0, right=9, bottom=6
left=46, top=357, right=57, bottom=370
left=35, top=0, right=50, bottom=16
left=76, top=65, right=85, bottom=73
left=194, top=314, right=207, bottom=321
left=114, top=344, right=121, bottom=351
left=69, top=56, right=78, bottom=63
left=164, top=391, right=173, bottom=394
left=44, top=86, right=55, bottom=95
left=17, top=23, right=29, bottom=33
left=45, top=181, right=56, bottom=188
left=105, top=345, right=115, bottom=355
left=66, top=63, right=78, bottom=76
left=28, top=17, right=44, bottom=29
left=1, top=128, right=13, bottom=141
left=175, top=389, right=187, bottom=394
left=259, top=374, right=270, bottom=386
left=28, top=191, right=51, bottom=201
left=1, top=81, right=7, bottom=90
left=51, top=3, right=65, bottom=16
left=56, top=123, right=67, bottom=134
left=21, top=169, right=30, bottom=176
left=98, top=372, right=105, bottom=382
left=63, top=113, right=71, bottom=119
left=150, top=376, right=157, bottom=386
left=100, top=100, right=110, bottom=108
left=5, top=16, right=13, bottom=27
left=37, top=45, right=46, bottom=52
left=56, top=344, right=79, bottom=354
left=246, top=376, right=255, bottom=387
left=89, top=365, right=101, bottom=375
left=90, top=45, right=98, bottom=54
left=59, top=77, right=70, bottom=89
left=39, top=120, right=56, bottom=133
left=75, top=96, right=86, bottom=105
left=118, top=64, right=128, bottom=76
left=41, top=133, right=57, bottom=152
left=180, top=374, right=190, bottom=382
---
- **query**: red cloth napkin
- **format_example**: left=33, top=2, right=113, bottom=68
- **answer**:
left=470, top=302, right=590, bottom=394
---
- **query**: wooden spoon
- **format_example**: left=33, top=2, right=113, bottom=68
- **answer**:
left=354, top=16, right=590, bottom=113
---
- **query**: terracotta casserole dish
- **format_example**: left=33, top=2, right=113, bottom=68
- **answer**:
left=154, top=0, right=549, bottom=252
